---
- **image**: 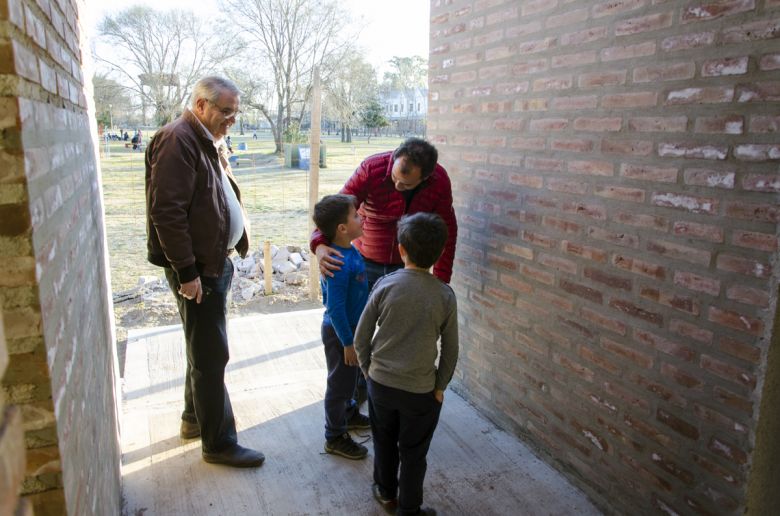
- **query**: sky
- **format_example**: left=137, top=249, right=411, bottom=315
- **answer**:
left=85, top=0, right=430, bottom=76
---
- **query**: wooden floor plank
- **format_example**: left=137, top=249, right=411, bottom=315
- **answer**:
left=122, top=309, right=601, bottom=516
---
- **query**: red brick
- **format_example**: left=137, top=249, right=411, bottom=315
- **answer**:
left=538, top=253, right=578, bottom=275
left=612, top=254, right=666, bottom=280
left=560, top=26, right=609, bottom=46
left=547, top=178, right=589, bottom=194
left=560, top=279, right=603, bottom=304
left=552, top=95, right=599, bottom=111
left=616, top=12, right=673, bottom=35
left=514, top=98, right=549, bottom=111
left=722, top=18, right=780, bottom=42
left=642, top=285, right=701, bottom=314
left=726, top=285, right=769, bottom=307
left=601, top=91, right=658, bottom=108
left=537, top=290, right=574, bottom=313
left=509, top=137, right=546, bottom=150
left=623, top=414, right=673, bottom=448
left=565, top=203, right=607, bottom=220
left=553, top=352, right=595, bottom=383
left=651, top=192, right=718, bottom=214
left=708, top=437, right=748, bottom=465
left=521, top=0, right=557, bottom=16
left=749, top=115, right=780, bottom=133
left=714, top=386, right=753, bottom=414
left=578, top=70, right=626, bottom=88
left=592, top=0, right=645, bottom=19
left=672, top=221, right=724, bottom=243
left=647, top=239, right=711, bottom=265
left=701, top=354, right=756, bottom=390
left=529, top=118, right=568, bottom=131
left=609, top=299, right=663, bottom=326
left=661, top=31, right=716, bottom=52
left=635, top=329, right=695, bottom=361
left=581, top=307, right=627, bottom=335
left=657, top=408, right=699, bottom=439
left=673, top=270, right=720, bottom=295
left=594, top=185, right=645, bottom=202
left=573, top=117, right=622, bottom=132
left=683, top=168, right=736, bottom=189
left=619, top=163, right=677, bottom=183
left=601, top=41, right=656, bottom=62
left=495, top=81, right=529, bottom=95
left=614, top=212, right=669, bottom=232
left=692, top=453, right=740, bottom=486
left=666, top=86, right=734, bottom=104
left=759, top=53, right=780, bottom=70
left=550, top=138, right=594, bottom=153
left=682, top=0, right=756, bottom=23
left=601, top=139, right=653, bottom=156
left=742, top=174, right=780, bottom=192
left=693, top=403, right=748, bottom=435
left=568, top=160, right=613, bottom=176
left=532, top=76, right=573, bottom=92
left=717, top=336, right=761, bottom=364
left=694, top=115, right=744, bottom=134
left=660, top=362, right=703, bottom=389
left=561, top=241, right=608, bottom=263
left=732, top=229, right=777, bottom=251
left=651, top=452, right=695, bottom=486
left=541, top=216, right=581, bottom=234
left=604, top=381, right=650, bottom=413
left=507, top=174, right=543, bottom=189
left=709, top=306, right=764, bottom=336
left=547, top=7, right=589, bottom=28
left=505, top=21, right=542, bottom=39
left=633, top=62, right=695, bottom=82
left=602, top=336, right=653, bottom=368
left=522, top=263, right=556, bottom=285
left=584, top=267, right=632, bottom=291
left=724, top=200, right=780, bottom=222
left=716, top=253, right=772, bottom=278
left=628, top=116, right=687, bottom=132
left=735, top=143, right=780, bottom=161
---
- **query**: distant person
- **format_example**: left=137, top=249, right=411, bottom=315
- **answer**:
left=123, top=130, right=129, bottom=141
left=312, top=193, right=371, bottom=460
left=145, top=75, right=264, bottom=468
left=131, top=131, right=139, bottom=150
left=354, top=212, right=458, bottom=516
left=309, top=137, right=458, bottom=404
left=252, top=132, right=257, bottom=140
left=226, top=135, right=233, bottom=153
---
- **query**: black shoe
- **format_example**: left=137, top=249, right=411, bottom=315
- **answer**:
left=324, top=433, right=368, bottom=460
left=202, top=444, right=265, bottom=468
left=397, top=508, right=436, bottom=516
left=372, top=483, right=397, bottom=514
left=180, top=420, right=200, bottom=439
left=346, top=412, right=371, bottom=430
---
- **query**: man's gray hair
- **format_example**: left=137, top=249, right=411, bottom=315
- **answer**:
left=189, top=76, right=240, bottom=107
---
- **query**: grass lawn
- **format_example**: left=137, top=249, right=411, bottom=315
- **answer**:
left=99, top=132, right=406, bottom=292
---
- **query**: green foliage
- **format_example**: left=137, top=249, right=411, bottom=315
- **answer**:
left=283, top=121, right=308, bottom=143
left=361, top=99, right=388, bottom=129
left=382, top=56, right=427, bottom=92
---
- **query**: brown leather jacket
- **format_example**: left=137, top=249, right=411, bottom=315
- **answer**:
left=145, top=109, right=249, bottom=283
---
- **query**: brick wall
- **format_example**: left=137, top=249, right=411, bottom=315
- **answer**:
left=0, top=0, right=121, bottom=513
left=428, top=0, right=780, bottom=513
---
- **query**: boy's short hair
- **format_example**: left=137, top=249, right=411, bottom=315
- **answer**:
left=392, top=137, right=438, bottom=179
left=397, top=213, right=448, bottom=269
left=313, top=194, right=356, bottom=242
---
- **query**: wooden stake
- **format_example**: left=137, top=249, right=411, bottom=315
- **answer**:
left=309, top=67, right=322, bottom=301
left=264, top=240, right=272, bottom=296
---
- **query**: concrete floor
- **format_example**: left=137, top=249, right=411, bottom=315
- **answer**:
left=120, top=308, right=602, bottom=516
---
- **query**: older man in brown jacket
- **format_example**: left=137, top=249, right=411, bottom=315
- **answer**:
left=145, top=76, right=264, bottom=468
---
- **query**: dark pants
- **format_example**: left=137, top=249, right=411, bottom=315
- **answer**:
left=368, top=378, right=443, bottom=515
left=165, top=258, right=237, bottom=453
left=322, top=323, right=359, bottom=440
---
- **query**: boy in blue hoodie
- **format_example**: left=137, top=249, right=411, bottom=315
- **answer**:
left=313, top=194, right=371, bottom=459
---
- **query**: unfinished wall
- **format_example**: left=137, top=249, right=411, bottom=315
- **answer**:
left=0, top=0, right=121, bottom=513
left=428, top=0, right=780, bottom=513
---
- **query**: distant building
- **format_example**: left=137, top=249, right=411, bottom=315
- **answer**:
left=380, top=88, right=427, bottom=136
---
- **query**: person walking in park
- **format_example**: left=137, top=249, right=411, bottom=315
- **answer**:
left=354, top=212, right=459, bottom=516
left=145, top=75, right=264, bottom=468
left=312, top=194, right=372, bottom=460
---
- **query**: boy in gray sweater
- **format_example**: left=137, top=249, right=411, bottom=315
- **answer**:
left=354, top=212, right=459, bottom=516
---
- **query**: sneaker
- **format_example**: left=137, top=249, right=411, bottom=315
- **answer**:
left=324, top=433, right=368, bottom=460
left=372, top=483, right=397, bottom=514
left=347, top=412, right=371, bottom=430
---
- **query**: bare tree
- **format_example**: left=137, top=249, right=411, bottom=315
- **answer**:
left=324, top=56, right=377, bottom=143
left=223, top=0, right=357, bottom=153
left=95, top=6, right=242, bottom=126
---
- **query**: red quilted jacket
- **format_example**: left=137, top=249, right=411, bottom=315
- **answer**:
left=310, top=151, right=457, bottom=283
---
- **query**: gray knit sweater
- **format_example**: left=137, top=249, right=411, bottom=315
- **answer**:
left=354, top=268, right=459, bottom=393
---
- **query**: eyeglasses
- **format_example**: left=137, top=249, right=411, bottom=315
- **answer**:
left=207, top=99, right=241, bottom=119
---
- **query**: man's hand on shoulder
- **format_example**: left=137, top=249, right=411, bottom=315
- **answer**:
left=316, top=244, right=344, bottom=278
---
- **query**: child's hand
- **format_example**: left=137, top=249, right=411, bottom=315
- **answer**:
left=434, top=390, right=444, bottom=403
left=344, top=346, right=358, bottom=366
